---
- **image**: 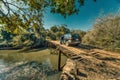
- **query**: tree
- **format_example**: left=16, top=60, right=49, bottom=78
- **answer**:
left=0, top=0, right=96, bottom=30
left=50, top=0, right=96, bottom=17
left=0, top=0, right=48, bottom=46
left=0, top=0, right=47, bottom=35
left=46, top=25, right=70, bottom=40
left=50, top=25, right=58, bottom=33
left=82, top=14, right=120, bottom=49
left=1, top=30, right=13, bottom=41
left=58, top=25, right=70, bottom=33
left=71, top=29, right=86, bottom=38
left=0, top=0, right=96, bottom=42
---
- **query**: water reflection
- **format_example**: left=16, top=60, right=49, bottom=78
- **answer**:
left=0, top=49, right=67, bottom=80
left=0, top=59, right=6, bottom=73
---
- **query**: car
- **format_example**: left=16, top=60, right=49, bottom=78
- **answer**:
left=60, top=33, right=81, bottom=46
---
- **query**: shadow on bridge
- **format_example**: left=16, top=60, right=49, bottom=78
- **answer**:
left=74, top=44, right=102, bottom=50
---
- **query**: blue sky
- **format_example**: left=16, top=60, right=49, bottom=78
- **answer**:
left=43, top=0, right=120, bottom=31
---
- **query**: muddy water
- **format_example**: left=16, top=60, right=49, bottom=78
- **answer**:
left=0, top=48, right=67, bottom=80
left=0, top=59, right=7, bottom=73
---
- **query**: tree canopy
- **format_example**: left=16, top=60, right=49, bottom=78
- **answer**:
left=46, top=25, right=70, bottom=40
left=0, top=0, right=96, bottom=32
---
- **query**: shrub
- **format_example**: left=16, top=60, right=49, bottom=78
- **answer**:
left=82, top=14, right=120, bottom=49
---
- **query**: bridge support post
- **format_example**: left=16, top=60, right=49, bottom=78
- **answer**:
left=58, top=50, right=61, bottom=71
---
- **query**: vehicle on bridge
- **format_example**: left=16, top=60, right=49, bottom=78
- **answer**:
left=60, top=33, right=81, bottom=46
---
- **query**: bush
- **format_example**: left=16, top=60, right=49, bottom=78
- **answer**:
left=12, top=34, right=45, bottom=47
left=82, top=14, right=120, bottom=49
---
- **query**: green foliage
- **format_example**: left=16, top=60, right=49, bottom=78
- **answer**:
left=47, top=25, right=70, bottom=40
left=71, top=29, right=86, bottom=38
left=82, top=14, right=120, bottom=49
left=50, top=0, right=96, bottom=17
left=12, top=33, right=45, bottom=47
left=1, top=30, right=13, bottom=41
left=49, top=34, right=57, bottom=40
left=58, top=25, right=70, bottom=34
left=0, top=0, right=48, bottom=47
left=0, top=0, right=96, bottom=32
left=50, top=25, right=58, bottom=33
left=0, top=0, right=46, bottom=35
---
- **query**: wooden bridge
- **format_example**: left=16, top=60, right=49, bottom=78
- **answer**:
left=46, top=40, right=120, bottom=79
left=46, top=40, right=85, bottom=70
left=46, top=40, right=98, bottom=71
left=46, top=40, right=120, bottom=71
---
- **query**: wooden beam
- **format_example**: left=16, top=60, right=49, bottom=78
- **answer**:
left=58, top=50, right=62, bottom=71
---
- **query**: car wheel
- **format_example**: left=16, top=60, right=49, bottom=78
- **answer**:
left=75, top=43, right=79, bottom=46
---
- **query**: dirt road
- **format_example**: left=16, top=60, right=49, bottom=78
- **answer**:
left=50, top=41, right=120, bottom=80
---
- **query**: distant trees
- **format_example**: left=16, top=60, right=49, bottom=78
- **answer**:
left=46, top=25, right=86, bottom=41
left=50, top=25, right=59, bottom=33
left=46, top=25, right=70, bottom=40
left=82, top=14, right=120, bottom=49
left=71, top=29, right=86, bottom=38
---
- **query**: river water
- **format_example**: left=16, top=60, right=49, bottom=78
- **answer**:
left=0, top=48, right=67, bottom=80
left=0, top=59, right=7, bottom=73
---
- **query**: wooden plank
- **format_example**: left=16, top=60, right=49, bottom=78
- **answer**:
left=58, top=50, right=62, bottom=71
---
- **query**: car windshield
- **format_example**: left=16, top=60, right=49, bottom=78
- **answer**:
left=72, top=34, right=79, bottom=39
left=64, top=34, right=71, bottom=38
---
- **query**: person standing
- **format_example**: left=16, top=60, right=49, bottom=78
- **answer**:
left=60, top=36, right=64, bottom=44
